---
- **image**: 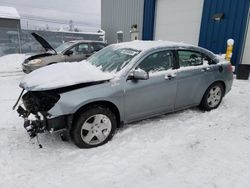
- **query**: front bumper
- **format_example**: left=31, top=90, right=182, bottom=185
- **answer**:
left=17, top=105, right=72, bottom=138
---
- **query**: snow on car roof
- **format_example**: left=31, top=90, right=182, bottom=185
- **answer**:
left=70, top=40, right=106, bottom=43
left=114, top=40, right=192, bottom=51
left=0, top=6, right=20, bottom=20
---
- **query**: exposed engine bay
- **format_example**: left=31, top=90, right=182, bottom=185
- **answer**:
left=15, top=80, right=108, bottom=142
left=17, top=91, right=60, bottom=139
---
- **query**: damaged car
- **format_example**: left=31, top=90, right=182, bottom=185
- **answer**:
left=14, top=40, right=233, bottom=148
left=22, top=32, right=107, bottom=73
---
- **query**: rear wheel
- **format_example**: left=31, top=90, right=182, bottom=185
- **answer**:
left=71, top=106, right=117, bottom=148
left=200, top=83, right=224, bottom=111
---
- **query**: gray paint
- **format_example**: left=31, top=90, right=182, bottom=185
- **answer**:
left=101, top=0, right=144, bottom=44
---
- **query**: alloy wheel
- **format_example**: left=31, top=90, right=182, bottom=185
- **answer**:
left=80, top=114, right=112, bottom=145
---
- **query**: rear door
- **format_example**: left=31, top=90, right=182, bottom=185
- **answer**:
left=174, top=50, right=216, bottom=109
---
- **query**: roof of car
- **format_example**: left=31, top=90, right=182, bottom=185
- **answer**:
left=69, top=40, right=106, bottom=44
left=113, top=40, right=195, bottom=51
left=112, top=40, right=217, bottom=59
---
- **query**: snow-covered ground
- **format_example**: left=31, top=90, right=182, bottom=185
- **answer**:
left=0, top=54, right=250, bottom=188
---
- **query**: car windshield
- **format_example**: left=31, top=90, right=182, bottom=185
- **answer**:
left=87, top=46, right=140, bottom=73
left=55, top=41, right=76, bottom=53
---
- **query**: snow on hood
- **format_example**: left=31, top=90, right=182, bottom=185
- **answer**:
left=20, top=61, right=115, bottom=91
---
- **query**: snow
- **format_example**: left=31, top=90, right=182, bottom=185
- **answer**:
left=114, top=40, right=191, bottom=51
left=0, top=54, right=27, bottom=76
left=0, top=6, right=20, bottom=20
left=20, top=61, right=115, bottom=91
left=227, top=39, right=234, bottom=45
left=0, top=54, right=250, bottom=188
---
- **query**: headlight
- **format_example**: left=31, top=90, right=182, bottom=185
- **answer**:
left=28, top=59, right=43, bottom=65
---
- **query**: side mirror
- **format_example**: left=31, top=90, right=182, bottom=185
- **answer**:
left=129, top=69, right=149, bottom=80
left=64, top=50, right=73, bottom=56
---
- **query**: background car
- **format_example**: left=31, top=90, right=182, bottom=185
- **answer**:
left=22, top=33, right=107, bottom=73
left=17, top=40, right=233, bottom=148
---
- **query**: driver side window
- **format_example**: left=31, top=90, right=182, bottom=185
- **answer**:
left=137, top=50, right=173, bottom=73
left=69, top=43, right=89, bottom=55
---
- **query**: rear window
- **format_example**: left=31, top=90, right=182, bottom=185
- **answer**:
left=178, top=51, right=203, bottom=67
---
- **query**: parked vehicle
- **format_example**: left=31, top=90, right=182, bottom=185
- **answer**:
left=15, top=40, right=233, bottom=148
left=22, top=33, right=107, bottom=73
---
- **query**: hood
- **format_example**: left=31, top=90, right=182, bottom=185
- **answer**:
left=32, top=32, right=57, bottom=54
left=20, top=61, right=115, bottom=91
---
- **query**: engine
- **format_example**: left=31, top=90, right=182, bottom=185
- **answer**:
left=22, top=91, right=60, bottom=114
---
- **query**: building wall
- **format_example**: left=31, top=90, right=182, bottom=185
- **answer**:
left=154, top=0, right=204, bottom=45
left=101, top=0, right=144, bottom=44
left=242, top=9, right=250, bottom=65
left=0, top=18, right=20, bottom=28
left=199, top=0, right=250, bottom=65
left=0, top=18, right=21, bottom=55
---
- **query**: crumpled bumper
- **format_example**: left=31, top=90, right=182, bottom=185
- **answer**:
left=17, top=105, right=72, bottom=138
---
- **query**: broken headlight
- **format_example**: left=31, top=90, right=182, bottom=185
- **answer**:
left=22, top=91, right=60, bottom=114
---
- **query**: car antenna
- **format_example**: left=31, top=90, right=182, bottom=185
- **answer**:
left=12, top=89, right=25, bottom=110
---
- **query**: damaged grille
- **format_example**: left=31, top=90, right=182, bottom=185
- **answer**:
left=22, top=91, right=60, bottom=114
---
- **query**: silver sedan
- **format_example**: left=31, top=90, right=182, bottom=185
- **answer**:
left=17, top=40, right=233, bottom=148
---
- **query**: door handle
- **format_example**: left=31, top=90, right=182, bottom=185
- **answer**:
left=165, top=74, right=176, bottom=80
left=201, top=67, right=211, bottom=72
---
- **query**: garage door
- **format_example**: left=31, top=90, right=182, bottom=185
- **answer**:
left=154, top=0, right=204, bottom=45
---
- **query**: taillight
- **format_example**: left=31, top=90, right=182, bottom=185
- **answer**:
left=227, top=64, right=233, bottom=72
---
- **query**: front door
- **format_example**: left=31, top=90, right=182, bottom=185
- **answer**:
left=65, top=43, right=90, bottom=62
left=124, top=50, right=177, bottom=122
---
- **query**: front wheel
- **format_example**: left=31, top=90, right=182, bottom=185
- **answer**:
left=71, top=106, right=117, bottom=148
left=200, top=83, right=224, bottom=111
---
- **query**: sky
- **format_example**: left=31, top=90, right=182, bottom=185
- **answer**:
left=0, top=0, right=101, bottom=32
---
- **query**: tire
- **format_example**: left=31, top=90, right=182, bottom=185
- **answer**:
left=200, top=82, right=225, bottom=111
left=71, top=106, right=117, bottom=148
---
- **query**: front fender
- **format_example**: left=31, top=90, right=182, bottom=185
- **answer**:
left=48, top=82, right=124, bottom=119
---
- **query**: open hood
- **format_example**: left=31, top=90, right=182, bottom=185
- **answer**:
left=20, top=61, right=115, bottom=91
left=32, top=32, right=57, bottom=54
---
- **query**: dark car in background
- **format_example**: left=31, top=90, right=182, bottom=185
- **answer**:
left=22, top=33, right=107, bottom=73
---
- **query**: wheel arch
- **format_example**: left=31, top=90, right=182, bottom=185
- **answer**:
left=210, top=80, right=226, bottom=95
left=200, top=80, right=226, bottom=104
left=72, top=100, right=121, bottom=128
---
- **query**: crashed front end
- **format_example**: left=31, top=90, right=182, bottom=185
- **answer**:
left=15, top=60, right=115, bottom=140
left=16, top=90, right=68, bottom=138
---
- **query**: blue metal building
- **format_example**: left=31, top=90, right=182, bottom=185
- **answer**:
left=101, top=0, right=250, bottom=65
